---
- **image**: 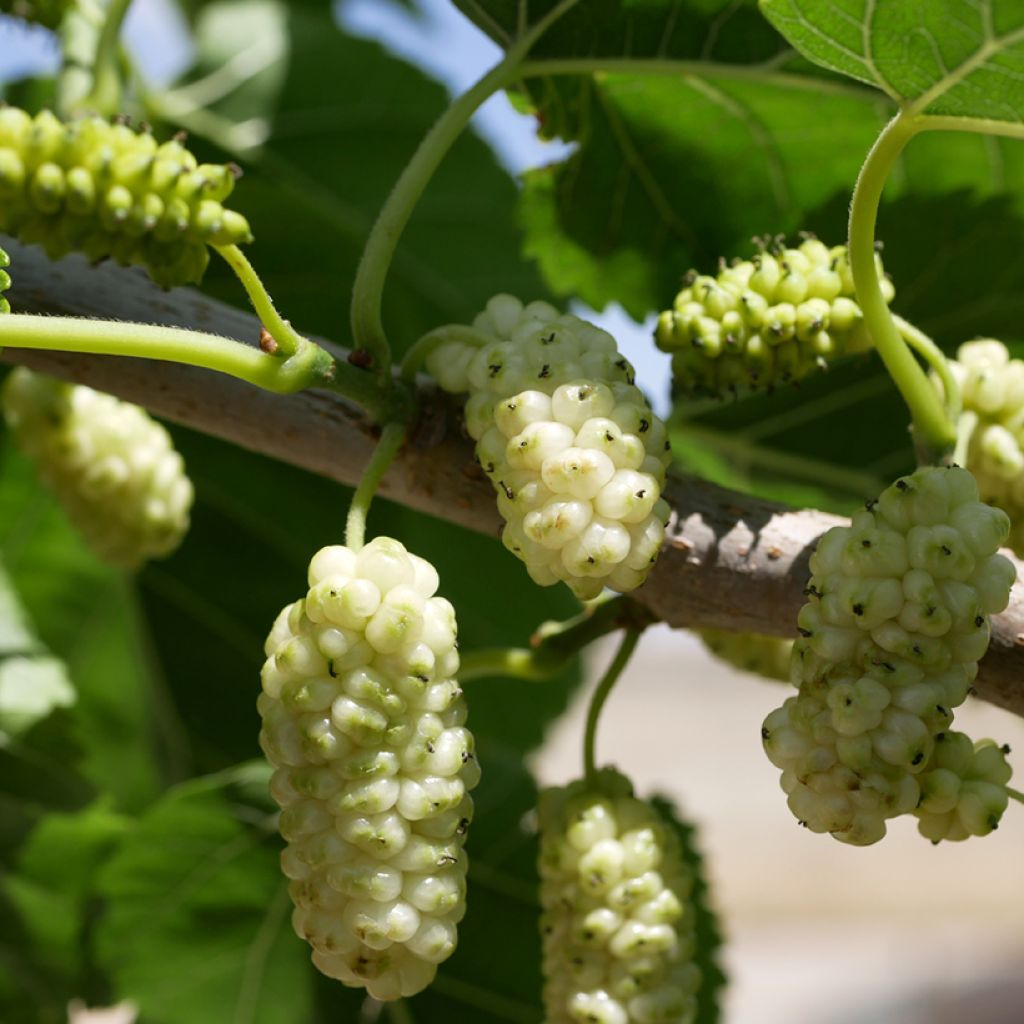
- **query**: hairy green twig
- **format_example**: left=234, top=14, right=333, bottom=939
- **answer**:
left=345, top=421, right=408, bottom=551
left=848, top=113, right=956, bottom=463
left=349, top=0, right=582, bottom=381
left=583, top=628, right=642, bottom=782
left=0, top=313, right=333, bottom=394
left=458, top=595, right=654, bottom=683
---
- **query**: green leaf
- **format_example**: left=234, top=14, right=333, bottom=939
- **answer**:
left=156, top=1, right=548, bottom=349
left=651, top=795, right=726, bottom=1024
left=455, top=0, right=783, bottom=65
left=0, top=433, right=167, bottom=811
left=519, top=69, right=885, bottom=317
left=761, top=0, right=1024, bottom=124
left=3, top=799, right=128, bottom=979
left=94, top=763, right=313, bottom=1024
left=186, top=0, right=287, bottom=132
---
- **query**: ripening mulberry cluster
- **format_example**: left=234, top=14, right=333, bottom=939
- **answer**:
left=426, top=295, right=672, bottom=600
left=538, top=768, right=702, bottom=1024
left=698, top=628, right=792, bottom=683
left=654, top=238, right=894, bottom=396
left=761, top=465, right=1016, bottom=845
left=0, top=0, right=69, bottom=29
left=0, top=245, right=9, bottom=313
left=2, top=367, right=193, bottom=568
left=939, top=339, right=1024, bottom=556
left=0, top=107, right=253, bottom=287
left=259, top=538, right=480, bottom=1001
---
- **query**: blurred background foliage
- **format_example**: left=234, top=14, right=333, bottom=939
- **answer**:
left=1, top=0, right=1023, bottom=1020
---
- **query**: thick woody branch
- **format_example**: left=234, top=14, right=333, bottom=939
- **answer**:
left=4, top=236, right=1024, bottom=716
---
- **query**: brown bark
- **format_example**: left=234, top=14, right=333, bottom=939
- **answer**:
left=4, top=237, right=1024, bottom=716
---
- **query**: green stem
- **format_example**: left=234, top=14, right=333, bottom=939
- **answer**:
left=384, top=1000, right=414, bottom=1024
left=215, top=246, right=402, bottom=418
left=583, top=628, right=642, bottom=782
left=399, top=324, right=492, bottom=384
left=674, top=424, right=885, bottom=499
left=349, top=0, right=582, bottom=380
left=1007, top=787, right=1024, bottom=806
left=0, top=313, right=333, bottom=394
left=214, top=244, right=309, bottom=359
left=518, top=56, right=872, bottom=99
left=892, top=314, right=961, bottom=424
left=954, top=411, right=978, bottom=468
left=81, top=0, right=132, bottom=115
left=345, top=421, right=407, bottom=551
left=459, top=595, right=651, bottom=683
left=848, top=113, right=956, bottom=462
left=458, top=647, right=549, bottom=682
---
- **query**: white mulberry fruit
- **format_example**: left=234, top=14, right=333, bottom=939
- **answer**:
left=938, top=339, right=1024, bottom=556
left=761, top=465, right=1015, bottom=845
left=259, top=537, right=480, bottom=1001
left=2, top=367, right=193, bottom=568
left=538, top=768, right=704, bottom=1024
left=426, top=295, right=672, bottom=600
left=698, top=628, right=792, bottom=682
left=655, top=237, right=894, bottom=396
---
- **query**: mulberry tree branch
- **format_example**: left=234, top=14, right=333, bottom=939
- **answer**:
left=4, top=236, right=1024, bottom=717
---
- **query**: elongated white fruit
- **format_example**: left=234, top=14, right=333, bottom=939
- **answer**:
left=762, top=465, right=1015, bottom=845
left=698, top=628, right=792, bottom=682
left=2, top=367, right=193, bottom=568
left=539, top=768, right=702, bottom=1024
left=426, top=295, right=671, bottom=600
left=259, top=537, right=479, bottom=1001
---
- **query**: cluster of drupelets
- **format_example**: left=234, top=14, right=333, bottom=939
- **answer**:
left=2, top=91, right=1020, bottom=1010
left=655, top=238, right=893, bottom=396
left=762, top=466, right=1015, bottom=845
left=539, top=769, right=704, bottom=1024
left=0, top=107, right=252, bottom=286
left=2, top=366, right=193, bottom=568
left=258, top=538, right=480, bottom=1001
left=942, top=339, right=1024, bottom=557
left=426, top=294, right=671, bottom=600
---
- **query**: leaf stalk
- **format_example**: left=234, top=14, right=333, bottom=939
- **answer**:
left=848, top=112, right=956, bottom=463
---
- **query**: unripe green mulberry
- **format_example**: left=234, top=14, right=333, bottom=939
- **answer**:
left=0, top=0, right=70, bottom=29
left=0, top=246, right=10, bottom=313
left=939, top=339, right=1024, bottom=556
left=761, top=465, right=1015, bottom=845
left=655, top=238, right=894, bottom=396
left=698, top=628, right=791, bottom=682
left=426, top=295, right=672, bottom=600
left=539, top=768, right=704, bottom=1024
left=0, top=107, right=252, bottom=287
left=2, top=367, right=193, bottom=568
left=259, top=538, right=480, bottom=1001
